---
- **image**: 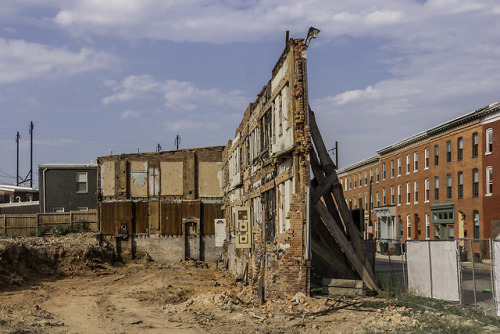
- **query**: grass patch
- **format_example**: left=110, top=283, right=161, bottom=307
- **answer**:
left=361, top=293, right=500, bottom=333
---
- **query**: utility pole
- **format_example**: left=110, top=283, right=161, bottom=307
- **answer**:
left=16, top=132, right=20, bottom=186
left=156, top=143, right=162, bottom=152
left=328, top=141, right=339, bottom=168
left=174, top=135, right=181, bottom=151
left=29, top=122, right=33, bottom=188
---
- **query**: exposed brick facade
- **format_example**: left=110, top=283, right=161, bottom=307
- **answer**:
left=339, top=103, right=500, bottom=243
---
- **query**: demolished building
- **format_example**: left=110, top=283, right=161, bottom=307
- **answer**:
left=97, top=29, right=377, bottom=298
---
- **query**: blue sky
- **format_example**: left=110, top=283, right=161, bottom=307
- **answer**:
left=1, top=0, right=499, bottom=187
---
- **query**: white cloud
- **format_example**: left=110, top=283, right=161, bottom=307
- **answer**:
left=0, top=38, right=116, bottom=84
left=120, top=110, right=143, bottom=119
left=103, top=75, right=249, bottom=112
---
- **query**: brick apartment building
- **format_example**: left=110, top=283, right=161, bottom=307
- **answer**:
left=338, top=102, right=500, bottom=243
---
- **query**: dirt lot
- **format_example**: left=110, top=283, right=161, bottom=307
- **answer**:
left=0, top=233, right=499, bottom=333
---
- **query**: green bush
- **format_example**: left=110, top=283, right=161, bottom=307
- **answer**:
left=51, top=224, right=69, bottom=236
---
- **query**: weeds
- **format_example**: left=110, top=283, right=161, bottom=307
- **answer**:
left=51, top=220, right=90, bottom=236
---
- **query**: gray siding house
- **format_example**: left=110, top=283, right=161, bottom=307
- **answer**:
left=38, top=164, right=97, bottom=213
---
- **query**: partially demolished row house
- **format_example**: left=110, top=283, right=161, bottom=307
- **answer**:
left=97, top=28, right=378, bottom=298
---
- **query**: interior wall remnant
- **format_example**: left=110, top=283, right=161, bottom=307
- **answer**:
left=100, top=161, right=115, bottom=197
left=161, top=161, right=183, bottom=195
left=129, top=161, right=148, bottom=197
left=198, top=162, right=223, bottom=197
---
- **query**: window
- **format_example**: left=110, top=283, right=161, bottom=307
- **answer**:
left=370, top=169, right=373, bottom=183
left=434, top=145, right=439, bottom=166
left=77, top=207, right=89, bottom=212
left=359, top=196, right=362, bottom=210
left=474, top=211, right=480, bottom=239
left=370, top=194, right=373, bottom=211
left=398, top=184, right=401, bottom=205
left=376, top=167, right=380, bottom=183
left=473, top=168, right=479, bottom=197
left=446, top=140, right=452, bottom=163
left=376, top=192, right=380, bottom=207
left=349, top=177, right=352, bottom=189
left=383, top=188, right=386, bottom=205
left=354, top=197, right=357, bottom=208
left=472, top=132, right=478, bottom=157
left=486, top=166, right=493, bottom=195
left=434, top=176, right=439, bottom=200
left=425, top=214, right=430, bottom=240
left=344, top=177, right=347, bottom=191
left=407, top=215, right=411, bottom=240
left=53, top=207, right=64, bottom=213
left=406, top=154, right=410, bottom=173
left=486, top=128, right=493, bottom=154
left=406, top=182, right=411, bottom=204
left=425, top=148, right=429, bottom=169
left=425, top=179, right=430, bottom=202
left=398, top=158, right=401, bottom=176
left=382, top=163, right=386, bottom=180
left=414, top=181, right=418, bottom=203
left=458, top=172, right=463, bottom=198
left=359, top=172, right=362, bottom=187
left=446, top=174, right=452, bottom=199
left=76, top=172, right=88, bottom=193
left=457, top=137, right=463, bottom=161
left=365, top=194, right=368, bottom=211
left=391, top=186, right=395, bottom=205
left=354, top=174, right=357, bottom=188
left=364, top=171, right=368, bottom=186
left=391, top=160, right=394, bottom=178
left=414, top=151, right=418, bottom=172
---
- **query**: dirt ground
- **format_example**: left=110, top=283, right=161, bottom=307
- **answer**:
left=0, top=233, right=498, bottom=334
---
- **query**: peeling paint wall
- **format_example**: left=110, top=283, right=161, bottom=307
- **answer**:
left=100, top=162, right=115, bottom=197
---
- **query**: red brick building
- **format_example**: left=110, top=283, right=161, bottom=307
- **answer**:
left=338, top=102, right=500, bottom=242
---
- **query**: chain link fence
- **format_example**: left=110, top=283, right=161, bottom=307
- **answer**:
left=374, top=238, right=407, bottom=295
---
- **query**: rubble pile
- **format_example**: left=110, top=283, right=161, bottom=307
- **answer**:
left=0, top=233, right=115, bottom=288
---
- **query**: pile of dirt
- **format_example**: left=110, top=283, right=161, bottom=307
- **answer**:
left=0, top=233, right=114, bottom=289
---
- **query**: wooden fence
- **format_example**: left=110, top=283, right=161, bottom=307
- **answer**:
left=0, top=210, right=98, bottom=237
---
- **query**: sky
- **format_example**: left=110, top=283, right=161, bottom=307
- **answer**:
left=1, top=0, right=500, bottom=187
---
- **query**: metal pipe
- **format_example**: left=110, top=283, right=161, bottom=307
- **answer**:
left=42, top=168, right=48, bottom=213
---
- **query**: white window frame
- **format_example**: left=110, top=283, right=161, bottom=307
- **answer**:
left=382, top=163, right=386, bottom=180
left=414, top=151, right=418, bottom=172
left=398, top=158, right=401, bottom=176
left=486, top=128, right=493, bottom=155
left=425, top=214, right=430, bottom=240
left=397, top=184, right=401, bottom=205
left=390, top=186, right=395, bottom=205
left=424, top=148, right=429, bottom=169
left=414, top=180, right=418, bottom=203
left=383, top=188, right=386, bottom=205
left=406, top=154, right=410, bottom=174
left=391, top=160, right=394, bottom=178
left=407, top=215, right=411, bottom=240
left=77, top=207, right=89, bottom=212
left=76, top=172, right=88, bottom=193
left=424, top=178, right=429, bottom=202
left=486, top=166, right=493, bottom=195
left=406, top=182, right=411, bottom=204
left=53, top=207, right=65, bottom=213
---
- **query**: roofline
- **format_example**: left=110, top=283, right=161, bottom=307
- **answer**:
left=337, top=156, right=380, bottom=175
left=0, top=201, right=39, bottom=207
left=0, top=185, right=39, bottom=192
left=38, top=163, right=97, bottom=169
left=377, top=102, right=500, bottom=155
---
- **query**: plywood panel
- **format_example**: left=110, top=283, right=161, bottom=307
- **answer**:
left=133, top=201, right=148, bottom=234
left=198, top=162, right=223, bottom=197
left=149, top=201, right=160, bottom=231
left=100, top=201, right=132, bottom=234
left=161, top=202, right=182, bottom=235
left=100, top=161, right=115, bottom=197
left=161, top=161, right=183, bottom=195
left=201, top=202, right=222, bottom=235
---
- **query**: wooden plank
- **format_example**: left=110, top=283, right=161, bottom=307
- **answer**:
left=309, top=107, right=376, bottom=285
left=314, top=200, right=379, bottom=291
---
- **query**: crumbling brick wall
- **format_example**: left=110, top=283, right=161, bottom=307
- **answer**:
left=222, top=38, right=312, bottom=298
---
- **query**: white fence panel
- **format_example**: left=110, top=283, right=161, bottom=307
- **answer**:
left=407, top=242, right=432, bottom=297
left=407, top=241, right=460, bottom=302
left=494, top=241, right=500, bottom=317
